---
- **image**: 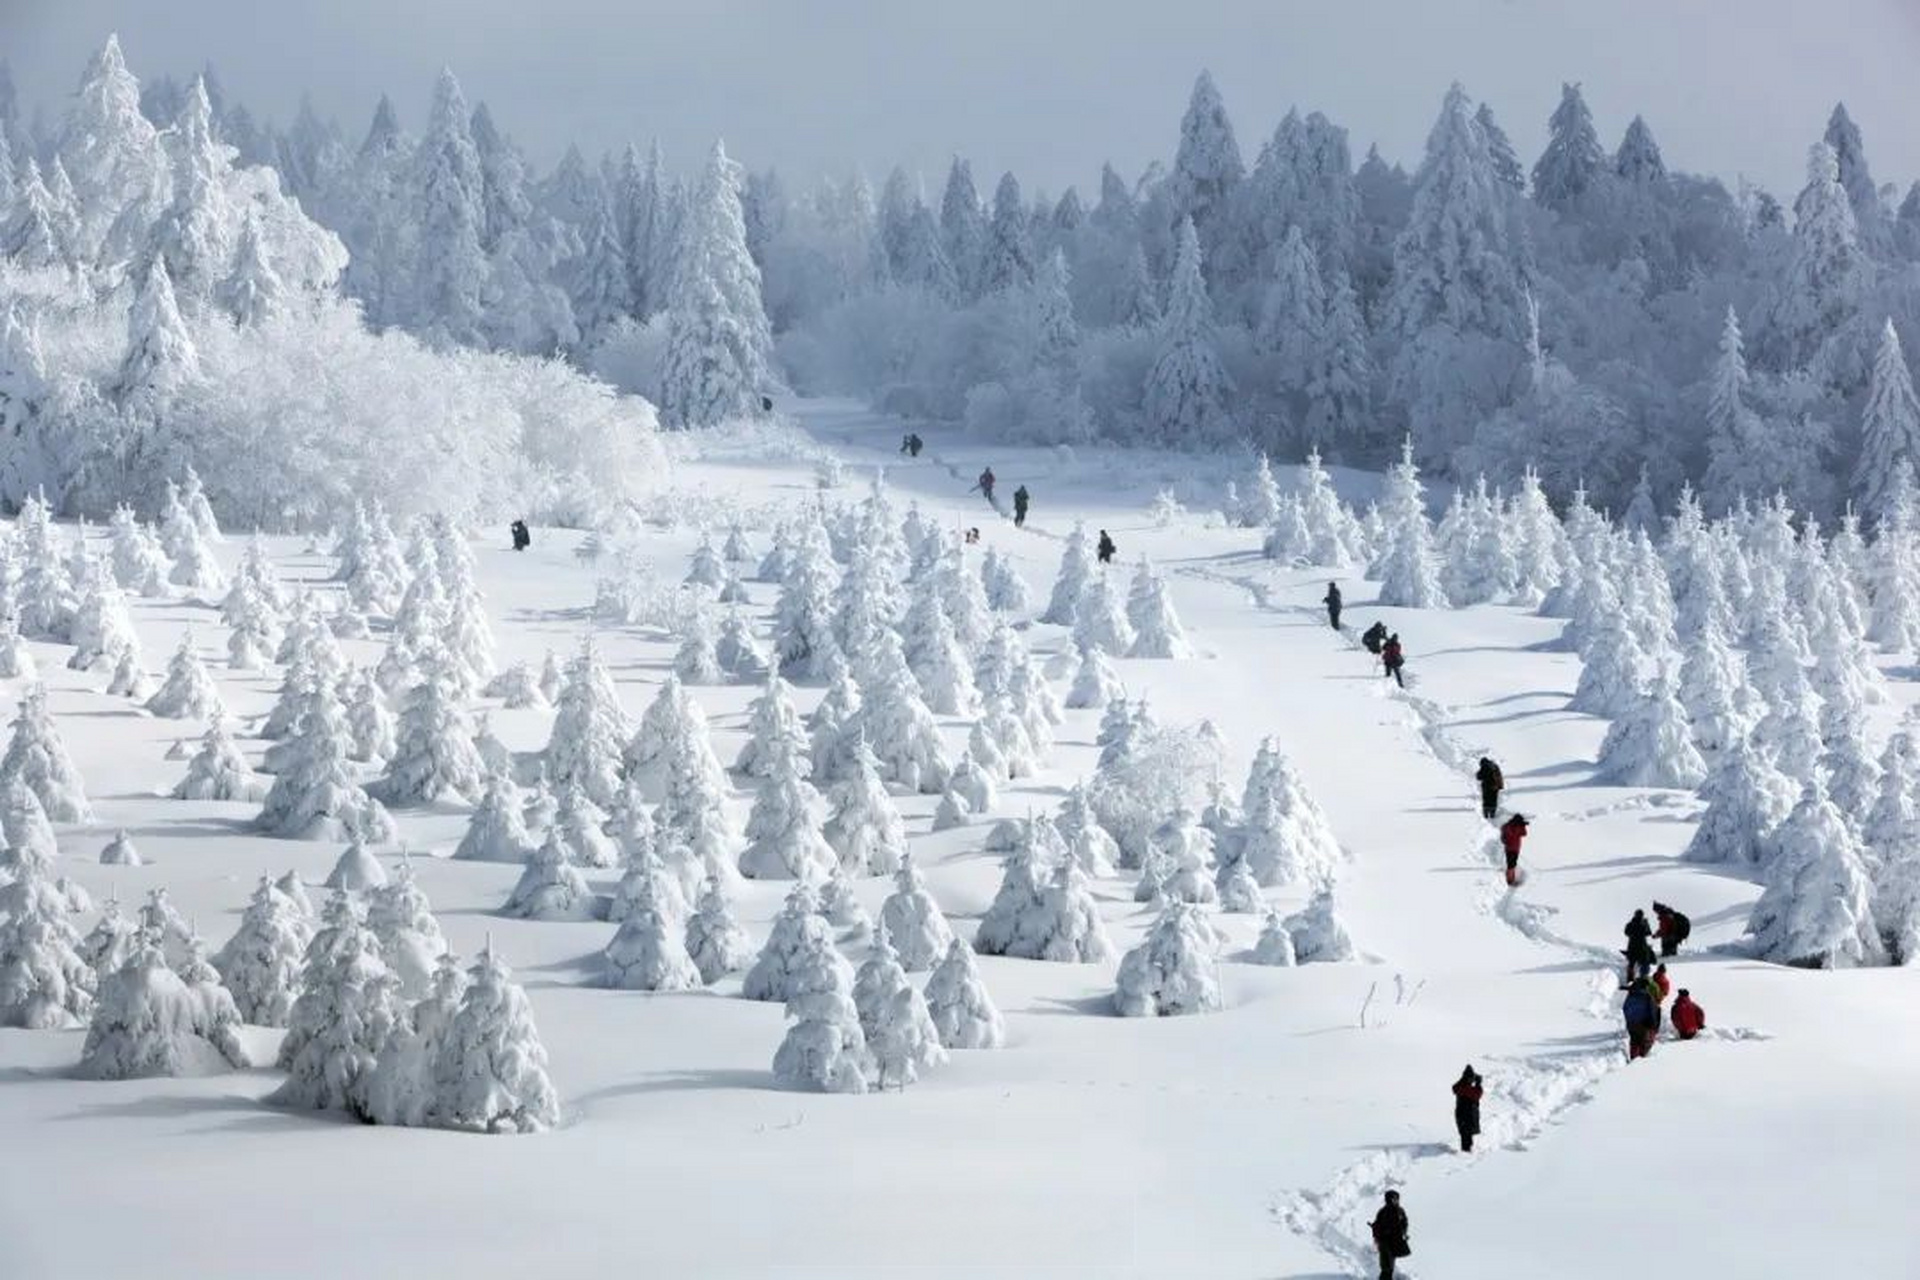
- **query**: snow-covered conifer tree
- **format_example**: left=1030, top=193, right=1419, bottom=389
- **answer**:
left=214, top=876, right=309, bottom=1025
left=1145, top=218, right=1234, bottom=444
left=544, top=638, right=628, bottom=808
left=171, top=715, right=266, bottom=802
left=1856, top=321, right=1920, bottom=527
left=823, top=739, right=907, bottom=875
left=878, top=855, right=954, bottom=972
left=659, top=141, right=776, bottom=428
left=924, top=938, right=1005, bottom=1049
left=981, top=547, right=1030, bottom=613
left=324, top=837, right=388, bottom=893
left=1372, top=439, right=1448, bottom=608
left=1114, top=901, right=1222, bottom=1017
left=1125, top=560, right=1193, bottom=659
left=502, top=828, right=595, bottom=921
left=1747, top=776, right=1884, bottom=968
left=739, top=741, right=834, bottom=881
left=1, top=683, right=91, bottom=822
left=604, top=875, right=701, bottom=992
left=771, top=930, right=872, bottom=1094
left=0, top=833, right=93, bottom=1028
left=1531, top=83, right=1605, bottom=209
left=742, top=882, right=837, bottom=1003
left=1595, top=664, right=1707, bottom=789
left=1285, top=888, right=1358, bottom=963
left=684, top=876, right=752, bottom=984
left=1073, top=571, right=1135, bottom=656
left=367, top=860, right=447, bottom=1000
left=427, top=943, right=562, bottom=1132
left=143, top=633, right=223, bottom=720
left=376, top=649, right=486, bottom=806
left=79, top=932, right=249, bottom=1079
left=1042, top=524, right=1093, bottom=626
left=733, top=672, right=809, bottom=779
left=257, top=683, right=394, bottom=842
left=1251, top=911, right=1297, bottom=966
left=856, top=631, right=951, bottom=793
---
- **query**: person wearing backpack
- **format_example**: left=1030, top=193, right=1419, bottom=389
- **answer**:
left=1623, top=979, right=1659, bottom=1060
left=1451, top=1065, right=1484, bottom=1153
left=1322, top=581, right=1343, bottom=630
left=1475, top=756, right=1504, bottom=821
left=1623, top=908, right=1657, bottom=981
left=1653, top=901, right=1691, bottom=957
left=1381, top=634, right=1406, bottom=688
left=1498, top=813, right=1528, bottom=886
left=1670, top=989, right=1706, bottom=1040
left=1369, top=1190, right=1411, bottom=1279
left=1361, top=620, right=1388, bottom=655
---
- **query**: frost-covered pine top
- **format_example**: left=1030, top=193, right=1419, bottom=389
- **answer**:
left=823, top=739, right=907, bottom=876
left=428, top=944, right=563, bottom=1133
left=604, top=875, right=702, bottom=992
left=503, top=828, right=594, bottom=921
left=878, top=855, right=954, bottom=972
left=771, top=929, right=872, bottom=1094
left=684, top=876, right=753, bottom=985
left=1284, top=887, right=1358, bottom=964
left=79, top=932, right=249, bottom=1080
left=742, top=882, right=838, bottom=1002
left=1747, top=776, right=1884, bottom=969
left=1595, top=664, right=1707, bottom=790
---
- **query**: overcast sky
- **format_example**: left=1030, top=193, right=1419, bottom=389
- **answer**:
left=7, top=0, right=1920, bottom=201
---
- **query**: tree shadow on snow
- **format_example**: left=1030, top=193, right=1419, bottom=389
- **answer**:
left=56, top=1090, right=268, bottom=1123
left=1028, top=992, right=1120, bottom=1018
left=573, top=1067, right=769, bottom=1104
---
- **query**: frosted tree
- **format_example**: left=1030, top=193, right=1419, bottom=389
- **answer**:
left=544, top=638, right=628, bottom=808
left=213, top=876, right=309, bottom=1026
left=974, top=817, right=1063, bottom=956
left=823, top=739, right=907, bottom=875
left=344, top=667, right=397, bottom=764
left=0, top=833, right=93, bottom=1028
left=115, top=259, right=202, bottom=420
left=903, top=586, right=979, bottom=716
left=144, top=633, right=224, bottom=719
left=324, top=837, right=389, bottom=893
left=1285, top=888, right=1358, bottom=963
left=1215, top=846, right=1264, bottom=914
left=1239, top=740, right=1342, bottom=885
left=1251, top=912, right=1298, bottom=966
left=854, top=927, right=946, bottom=1087
left=548, top=778, right=618, bottom=869
left=1373, top=439, right=1448, bottom=608
left=361, top=950, right=469, bottom=1129
left=672, top=613, right=723, bottom=685
left=367, top=860, right=447, bottom=1000
left=1768, top=142, right=1867, bottom=372
left=743, top=882, right=838, bottom=1003
left=878, top=854, right=955, bottom=972
left=107, top=506, right=170, bottom=597
left=1595, top=664, right=1707, bottom=789
left=485, top=660, right=546, bottom=710
left=429, top=516, right=495, bottom=695
left=1065, top=636, right=1124, bottom=711
left=1073, top=571, right=1136, bottom=656
left=1114, top=901, right=1222, bottom=1017
left=78, top=933, right=249, bottom=1079
left=771, top=930, right=872, bottom=1094
left=1531, top=83, right=1605, bottom=210
left=270, top=893, right=398, bottom=1110
left=452, top=773, right=534, bottom=864
left=1042, top=524, right=1093, bottom=626
left=684, top=876, right=752, bottom=984
left=656, top=712, right=739, bottom=889
left=1856, top=321, right=1920, bottom=526
left=502, top=828, right=595, bottom=921
left=1747, top=777, right=1884, bottom=968
left=1166, top=70, right=1245, bottom=269
left=659, top=141, right=775, bottom=428
left=1678, top=619, right=1754, bottom=756
left=604, top=875, right=702, bottom=991
left=1383, top=85, right=1528, bottom=462
left=171, top=715, right=266, bottom=802
left=1055, top=783, right=1119, bottom=878
left=376, top=650, right=486, bottom=806
left=1145, top=218, right=1234, bottom=445
left=1125, top=560, right=1193, bottom=658
left=807, top=659, right=863, bottom=783
left=733, top=672, right=809, bottom=779
left=1, top=683, right=91, bottom=822
left=67, top=555, right=141, bottom=675
left=739, top=742, right=834, bottom=881
left=428, top=943, right=562, bottom=1132
left=97, top=829, right=141, bottom=866
left=1026, top=862, right=1114, bottom=962
left=257, top=683, right=395, bottom=842
left=856, top=631, right=951, bottom=794
left=924, top=938, right=1005, bottom=1049
left=80, top=899, right=139, bottom=984
left=409, top=69, right=488, bottom=345
left=981, top=548, right=1030, bottom=613
left=0, top=617, right=35, bottom=683
left=1569, top=608, right=1647, bottom=719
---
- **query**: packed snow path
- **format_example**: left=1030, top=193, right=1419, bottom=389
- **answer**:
left=0, top=399, right=1913, bottom=1280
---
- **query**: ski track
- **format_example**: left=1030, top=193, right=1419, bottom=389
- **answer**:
left=1184, top=560, right=1765, bottom=1279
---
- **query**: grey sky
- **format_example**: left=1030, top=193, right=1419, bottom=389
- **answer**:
left=8, top=0, right=1920, bottom=201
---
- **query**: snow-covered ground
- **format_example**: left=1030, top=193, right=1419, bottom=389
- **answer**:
left=1, top=398, right=1915, bottom=1279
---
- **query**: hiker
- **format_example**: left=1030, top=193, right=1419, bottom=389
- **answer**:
left=1322, top=582, right=1343, bottom=630
left=1475, top=756, right=1504, bottom=821
left=1651, top=963, right=1672, bottom=1004
left=509, top=519, right=530, bottom=551
left=975, top=467, right=996, bottom=502
left=1381, top=633, right=1406, bottom=687
left=1653, top=901, right=1691, bottom=957
left=899, top=434, right=913, bottom=455
left=1498, top=813, right=1528, bottom=886
left=964, top=527, right=981, bottom=545
left=1623, top=909, right=1656, bottom=981
left=1369, top=1190, right=1411, bottom=1280
left=1361, top=621, right=1388, bottom=655
left=760, top=394, right=774, bottom=412
left=1452, top=1066, right=1483, bottom=1153
left=1622, top=978, right=1659, bottom=1060
left=1097, top=529, right=1117, bottom=565
left=1012, top=485, right=1030, bottom=528
left=1671, top=989, right=1706, bottom=1040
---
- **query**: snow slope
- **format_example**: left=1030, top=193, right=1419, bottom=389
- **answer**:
left=0, top=397, right=1914, bottom=1279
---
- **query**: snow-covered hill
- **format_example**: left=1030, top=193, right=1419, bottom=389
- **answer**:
left=0, top=399, right=1913, bottom=1280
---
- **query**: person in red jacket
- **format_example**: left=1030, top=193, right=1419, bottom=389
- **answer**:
left=1498, top=813, right=1529, bottom=886
left=1671, top=989, right=1706, bottom=1040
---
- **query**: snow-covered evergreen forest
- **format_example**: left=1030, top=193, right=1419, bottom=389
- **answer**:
left=4, top=30, right=1920, bottom=1280
left=9, top=41, right=1917, bottom=520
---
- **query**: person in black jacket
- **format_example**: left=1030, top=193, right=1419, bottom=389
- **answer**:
left=1322, top=582, right=1343, bottom=630
left=1012, top=485, right=1030, bottom=528
left=1096, top=529, right=1117, bottom=565
left=1452, top=1065, right=1483, bottom=1152
left=509, top=519, right=530, bottom=551
left=1653, top=901, right=1691, bottom=957
left=1361, top=621, right=1388, bottom=655
left=1623, top=908, right=1656, bottom=980
left=1370, top=1190, right=1410, bottom=1279
left=1475, top=756, right=1504, bottom=821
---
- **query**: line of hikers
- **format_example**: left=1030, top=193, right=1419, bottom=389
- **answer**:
left=1323, top=584, right=1406, bottom=687
left=969, top=467, right=1036, bottom=528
